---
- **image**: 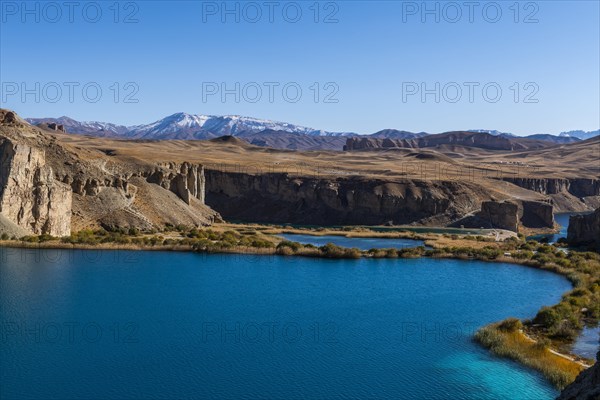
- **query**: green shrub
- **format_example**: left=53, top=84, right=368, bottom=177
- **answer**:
left=277, top=240, right=302, bottom=252
left=533, top=307, right=560, bottom=329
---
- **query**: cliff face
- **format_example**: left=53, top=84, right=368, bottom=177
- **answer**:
left=0, top=109, right=219, bottom=235
left=498, top=177, right=600, bottom=197
left=0, top=137, right=72, bottom=236
left=557, top=352, right=600, bottom=400
left=567, top=208, right=600, bottom=248
left=205, top=170, right=489, bottom=226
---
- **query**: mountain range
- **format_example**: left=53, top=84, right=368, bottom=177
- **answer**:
left=26, top=113, right=599, bottom=151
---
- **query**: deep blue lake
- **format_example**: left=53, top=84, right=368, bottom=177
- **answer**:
left=278, top=233, right=425, bottom=250
left=0, top=248, right=571, bottom=399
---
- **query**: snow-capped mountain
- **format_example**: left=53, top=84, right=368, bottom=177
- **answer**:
left=27, top=112, right=357, bottom=140
left=26, top=116, right=129, bottom=137
left=559, top=130, right=600, bottom=140
left=127, top=112, right=356, bottom=139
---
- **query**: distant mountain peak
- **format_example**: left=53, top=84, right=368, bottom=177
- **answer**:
left=467, top=129, right=516, bottom=138
left=558, top=130, right=599, bottom=140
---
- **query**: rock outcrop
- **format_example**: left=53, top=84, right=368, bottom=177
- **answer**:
left=567, top=208, right=600, bottom=248
left=557, top=352, right=600, bottom=400
left=0, top=137, right=72, bottom=236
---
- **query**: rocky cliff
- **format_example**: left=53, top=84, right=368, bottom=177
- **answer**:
left=557, top=352, right=600, bottom=400
left=0, top=109, right=219, bottom=235
left=0, top=135, right=72, bottom=236
left=205, top=169, right=492, bottom=226
left=567, top=208, right=600, bottom=248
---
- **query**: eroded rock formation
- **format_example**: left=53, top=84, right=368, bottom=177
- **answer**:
left=146, top=162, right=205, bottom=205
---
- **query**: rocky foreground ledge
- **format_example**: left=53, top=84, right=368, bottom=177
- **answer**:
left=557, top=352, right=600, bottom=400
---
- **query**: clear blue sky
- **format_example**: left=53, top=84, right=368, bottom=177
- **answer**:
left=1, top=0, right=598, bottom=135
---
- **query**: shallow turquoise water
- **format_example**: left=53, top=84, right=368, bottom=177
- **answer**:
left=0, top=248, right=569, bottom=399
left=278, top=233, right=425, bottom=250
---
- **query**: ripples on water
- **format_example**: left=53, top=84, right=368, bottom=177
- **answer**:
left=0, top=248, right=570, bottom=399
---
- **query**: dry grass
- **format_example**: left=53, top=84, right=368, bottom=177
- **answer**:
left=475, top=321, right=587, bottom=389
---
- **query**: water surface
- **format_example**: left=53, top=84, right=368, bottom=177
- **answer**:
left=572, top=325, right=600, bottom=360
left=0, top=248, right=570, bottom=399
left=278, top=233, right=425, bottom=250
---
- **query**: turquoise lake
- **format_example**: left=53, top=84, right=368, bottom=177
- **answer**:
left=0, top=248, right=571, bottom=399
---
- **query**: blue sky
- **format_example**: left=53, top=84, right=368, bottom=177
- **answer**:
left=1, top=0, right=598, bottom=135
